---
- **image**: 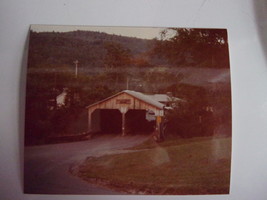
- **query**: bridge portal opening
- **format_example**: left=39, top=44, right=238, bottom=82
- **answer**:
left=125, top=109, right=155, bottom=134
left=91, top=109, right=155, bottom=135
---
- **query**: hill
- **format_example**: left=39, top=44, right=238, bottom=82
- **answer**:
left=27, top=30, right=160, bottom=69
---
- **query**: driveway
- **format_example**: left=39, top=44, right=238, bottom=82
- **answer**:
left=24, top=134, right=148, bottom=194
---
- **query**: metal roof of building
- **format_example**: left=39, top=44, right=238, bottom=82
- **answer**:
left=124, top=90, right=165, bottom=109
left=86, top=90, right=181, bottom=110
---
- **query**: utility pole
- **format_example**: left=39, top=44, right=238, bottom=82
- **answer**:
left=72, top=60, right=79, bottom=105
left=53, top=68, right=57, bottom=110
left=73, top=60, right=79, bottom=78
left=126, top=77, right=129, bottom=90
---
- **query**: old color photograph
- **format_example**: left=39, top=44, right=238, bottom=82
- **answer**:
left=24, top=25, right=231, bottom=195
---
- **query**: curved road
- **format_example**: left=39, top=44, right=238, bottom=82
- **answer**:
left=24, top=134, right=148, bottom=194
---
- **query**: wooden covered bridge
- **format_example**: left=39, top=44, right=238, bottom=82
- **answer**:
left=86, top=90, right=177, bottom=136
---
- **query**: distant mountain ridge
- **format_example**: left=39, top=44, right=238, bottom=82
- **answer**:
left=28, top=30, right=156, bottom=69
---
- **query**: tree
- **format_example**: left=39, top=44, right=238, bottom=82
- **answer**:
left=104, top=42, right=132, bottom=68
left=153, top=28, right=230, bottom=68
left=163, top=83, right=217, bottom=138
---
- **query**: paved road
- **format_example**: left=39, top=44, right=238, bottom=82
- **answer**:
left=24, top=134, right=148, bottom=194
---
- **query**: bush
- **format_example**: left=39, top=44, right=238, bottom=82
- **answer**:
left=165, top=102, right=215, bottom=138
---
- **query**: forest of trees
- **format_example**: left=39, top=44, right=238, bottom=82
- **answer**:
left=154, top=28, right=229, bottom=68
left=25, top=28, right=231, bottom=145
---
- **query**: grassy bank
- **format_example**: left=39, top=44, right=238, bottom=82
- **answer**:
left=76, top=136, right=231, bottom=195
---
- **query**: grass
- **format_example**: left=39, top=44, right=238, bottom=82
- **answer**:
left=76, top=136, right=231, bottom=195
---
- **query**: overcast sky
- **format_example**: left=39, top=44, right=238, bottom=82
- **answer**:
left=30, top=25, right=167, bottom=40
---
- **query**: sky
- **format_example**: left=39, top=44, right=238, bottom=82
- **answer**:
left=30, top=24, right=168, bottom=40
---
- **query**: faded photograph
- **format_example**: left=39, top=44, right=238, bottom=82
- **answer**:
left=24, top=25, right=231, bottom=195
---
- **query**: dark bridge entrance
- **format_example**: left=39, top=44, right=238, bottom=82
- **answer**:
left=125, top=110, right=155, bottom=134
left=91, top=109, right=155, bottom=135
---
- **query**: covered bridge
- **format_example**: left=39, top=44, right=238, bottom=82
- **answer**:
left=86, top=90, right=177, bottom=136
